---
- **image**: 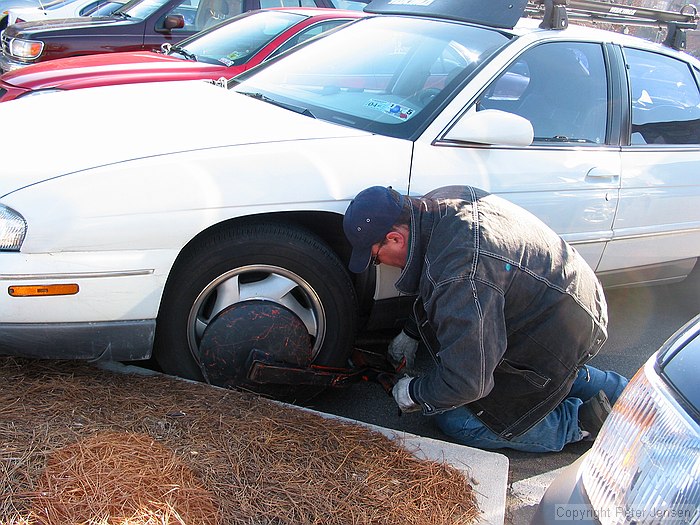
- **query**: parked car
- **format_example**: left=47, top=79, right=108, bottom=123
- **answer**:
left=0, top=0, right=699, bottom=398
left=0, top=0, right=369, bottom=72
left=0, top=0, right=39, bottom=29
left=0, top=7, right=363, bottom=101
left=531, top=313, right=700, bottom=525
left=6, top=0, right=126, bottom=25
left=0, top=0, right=39, bottom=13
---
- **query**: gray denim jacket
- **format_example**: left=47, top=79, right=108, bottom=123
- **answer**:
left=396, top=186, right=608, bottom=439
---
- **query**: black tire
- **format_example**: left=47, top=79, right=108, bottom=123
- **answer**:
left=153, top=221, right=358, bottom=400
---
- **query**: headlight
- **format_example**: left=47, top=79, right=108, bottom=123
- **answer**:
left=0, top=204, right=26, bottom=250
left=581, top=356, right=699, bottom=525
left=9, top=37, right=44, bottom=59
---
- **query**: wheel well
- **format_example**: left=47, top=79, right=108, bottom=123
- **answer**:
left=178, top=210, right=347, bottom=261
left=170, top=211, right=376, bottom=318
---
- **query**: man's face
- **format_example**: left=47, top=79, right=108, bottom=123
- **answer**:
left=370, top=227, right=409, bottom=269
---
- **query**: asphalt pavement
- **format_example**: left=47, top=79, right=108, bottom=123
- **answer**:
left=300, top=280, right=699, bottom=524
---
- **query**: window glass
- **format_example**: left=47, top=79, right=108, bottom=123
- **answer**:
left=89, top=0, right=126, bottom=15
left=173, top=0, right=240, bottom=31
left=42, top=0, right=75, bottom=11
left=478, top=42, right=608, bottom=144
left=121, top=0, right=172, bottom=18
left=80, top=0, right=108, bottom=15
left=268, top=19, right=352, bottom=59
left=625, top=48, right=700, bottom=145
left=179, top=10, right=305, bottom=65
left=233, top=16, right=511, bottom=139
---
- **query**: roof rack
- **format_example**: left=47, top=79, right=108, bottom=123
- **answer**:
left=363, top=0, right=530, bottom=29
left=526, top=0, right=699, bottom=50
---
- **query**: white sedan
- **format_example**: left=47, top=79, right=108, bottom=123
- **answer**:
left=1, top=0, right=699, bottom=396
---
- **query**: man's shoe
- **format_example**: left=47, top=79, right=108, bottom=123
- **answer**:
left=578, top=390, right=612, bottom=440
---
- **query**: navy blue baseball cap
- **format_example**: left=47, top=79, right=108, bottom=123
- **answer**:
left=343, top=186, right=404, bottom=273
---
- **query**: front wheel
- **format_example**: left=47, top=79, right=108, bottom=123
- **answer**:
left=153, top=221, right=358, bottom=400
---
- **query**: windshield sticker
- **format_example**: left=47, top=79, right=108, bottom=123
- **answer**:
left=218, top=57, right=235, bottom=67
left=204, top=77, right=228, bottom=89
left=366, top=99, right=415, bottom=121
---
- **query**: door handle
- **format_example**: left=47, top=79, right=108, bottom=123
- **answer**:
left=586, top=167, right=620, bottom=180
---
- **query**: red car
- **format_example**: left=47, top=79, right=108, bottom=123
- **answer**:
left=0, top=7, right=364, bottom=101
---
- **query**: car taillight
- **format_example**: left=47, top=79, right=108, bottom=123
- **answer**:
left=581, top=356, right=700, bottom=525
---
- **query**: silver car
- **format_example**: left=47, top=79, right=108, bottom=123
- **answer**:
left=531, top=314, right=700, bottom=525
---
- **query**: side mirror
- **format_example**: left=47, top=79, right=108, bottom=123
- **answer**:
left=444, top=109, right=533, bottom=146
left=163, top=14, right=185, bottom=30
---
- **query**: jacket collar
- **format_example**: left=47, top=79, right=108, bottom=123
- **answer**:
left=395, top=196, right=434, bottom=295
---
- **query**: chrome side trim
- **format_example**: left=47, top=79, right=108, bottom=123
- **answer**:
left=611, top=225, right=700, bottom=242
left=432, top=139, right=616, bottom=151
left=568, top=237, right=611, bottom=246
left=0, top=269, right=154, bottom=280
left=558, top=225, right=700, bottom=247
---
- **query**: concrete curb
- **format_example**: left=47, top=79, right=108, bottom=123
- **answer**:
left=373, top=427, right=509, bottom=525
left=98, top=362, right=509, bottom=524
left=307, top=411, right=509, bottom=525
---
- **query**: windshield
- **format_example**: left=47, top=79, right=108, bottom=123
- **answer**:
left=117, top=0, right=167, bottom=18
left=175, top=10, right=305, bottom=66
left=233, top=15, right=511, bottom=139
left=87, top=0, right=125, bottom=15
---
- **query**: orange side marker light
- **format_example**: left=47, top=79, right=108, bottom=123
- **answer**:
left=8, top=284, right=79, bottom=297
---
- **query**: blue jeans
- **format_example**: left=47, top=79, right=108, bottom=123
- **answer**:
left=434, top=365, right=628, bottom=453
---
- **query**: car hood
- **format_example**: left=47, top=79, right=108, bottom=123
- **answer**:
left=0, top=80, right=373, bottom=196
left=1, top=51, right=229, bottom=89
left=7, top=16, right=130, bottom=36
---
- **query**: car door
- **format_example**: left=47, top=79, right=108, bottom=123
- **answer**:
left=597, top=46, right=700, bottom=285
left=410, top=40, right=621, bottom=271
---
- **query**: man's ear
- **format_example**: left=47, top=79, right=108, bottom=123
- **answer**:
left=386, top=229, right=408, bottom=247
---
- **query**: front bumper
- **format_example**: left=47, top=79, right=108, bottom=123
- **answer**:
left=0, top=320, right=155, bottom=361
left=530, top=454, right=600, bottom=525
left=0, top=51, right=32, bottom=73
left=0, top=249, right=173, bottom=361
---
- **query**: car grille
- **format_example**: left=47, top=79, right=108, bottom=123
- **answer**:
left=1, top=31, right=10, bottom=56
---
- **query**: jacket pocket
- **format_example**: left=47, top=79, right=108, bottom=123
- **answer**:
left=497, top=359, right=551, bottom=389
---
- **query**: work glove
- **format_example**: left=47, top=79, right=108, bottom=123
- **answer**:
left=392, top=375, right=421, bottom=413
left=388, top=330, right=419, bottom=370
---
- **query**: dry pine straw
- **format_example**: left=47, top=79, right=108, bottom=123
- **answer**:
left=0, top=358, right=479, bottom=525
